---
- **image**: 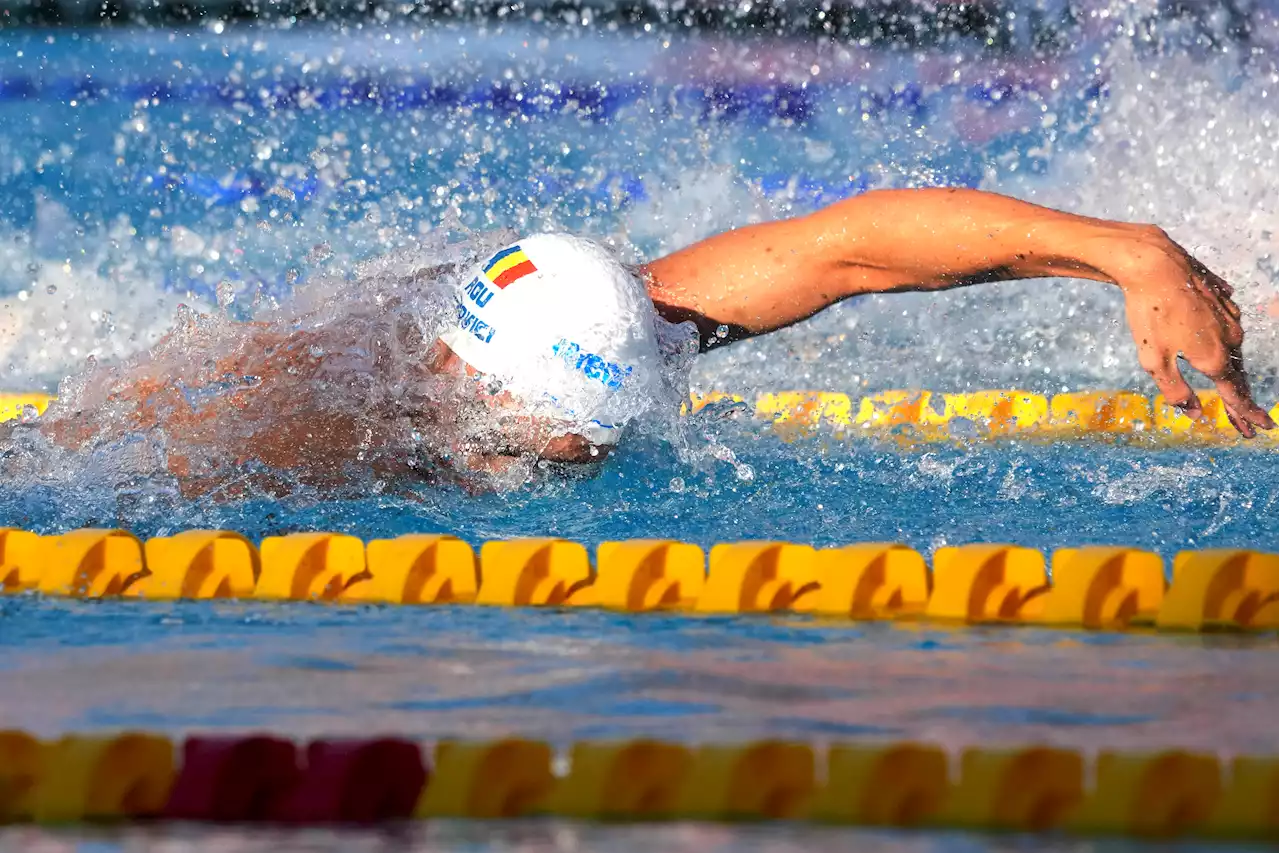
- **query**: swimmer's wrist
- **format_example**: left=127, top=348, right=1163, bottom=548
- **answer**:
left=1075, top=223, right=1185, bottom=293
left=989, top=219, right=1125, bottom=288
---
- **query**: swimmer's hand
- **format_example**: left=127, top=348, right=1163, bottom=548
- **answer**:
left=1101, top=228, right=1275, bottom=438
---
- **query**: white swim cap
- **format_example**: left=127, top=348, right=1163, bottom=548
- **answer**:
left=439, top=233, right=661, bottom=445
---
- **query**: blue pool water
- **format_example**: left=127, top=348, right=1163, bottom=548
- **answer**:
left=1, top=4, right=1278, bottom=851
left=3, top=430, right=1278, bottom=556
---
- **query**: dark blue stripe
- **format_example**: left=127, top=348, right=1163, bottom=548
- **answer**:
left=483, top=245, right=521, bottom=272
left=0, top=75, right=1101, bottom=127
left=0, top=163, right=984, bottom=235
left=123, top=166, right=973, bottom=209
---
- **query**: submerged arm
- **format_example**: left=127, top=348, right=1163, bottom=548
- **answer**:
left=641, top=187, right=1273, bottom=437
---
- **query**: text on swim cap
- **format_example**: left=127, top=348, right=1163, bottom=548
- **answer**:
left=463, top=276, right=494, bottom=308
left=552, top=339, right=632, bottom=390
left=454, top=298, right=496, bottom=343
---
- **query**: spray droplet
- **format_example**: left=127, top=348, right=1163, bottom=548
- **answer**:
left=174, top=303, right=197, bottom=331
left=216, top=281, right=236, bottom=310
left=45, top=284, right=57, bottom=295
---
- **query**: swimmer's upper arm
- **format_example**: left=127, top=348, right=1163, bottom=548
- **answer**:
left=641, top=188, right=1121, bottom=348
left=641, top=214, right=883, bottom=350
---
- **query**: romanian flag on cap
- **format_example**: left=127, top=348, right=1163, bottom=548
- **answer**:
left=483, top=245, right=538, bottom=289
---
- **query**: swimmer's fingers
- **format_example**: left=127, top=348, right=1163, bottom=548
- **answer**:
left=1181, top=338, right=1272, bottom=438
left=1141, top=348, right=1202, bottom=420
left=1126, top=292, right=1201, bottom=418
left=1173, top=259, right=1272, bottom=436
left=1187, top=255, right=1234, bottom=297
left=1202, top=349, right=1276, bottom=439
left=1187, top=258, right=1242, bottom=321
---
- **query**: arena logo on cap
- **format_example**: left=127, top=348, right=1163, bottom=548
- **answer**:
left=552, top=339, right=632, bottom=390
left=483, top=245, right=537, bottom=289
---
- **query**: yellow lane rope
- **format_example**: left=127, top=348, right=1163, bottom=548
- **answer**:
left=692, top=389, right=1280, bottom=444
left=2, top=530, right=1275, bottom=633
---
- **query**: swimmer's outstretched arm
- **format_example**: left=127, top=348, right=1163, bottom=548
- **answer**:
left=642, top=187, right=1274, bottom=438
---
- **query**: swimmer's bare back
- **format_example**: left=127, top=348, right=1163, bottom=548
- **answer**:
left=643, top=188, right=1273, bottom=437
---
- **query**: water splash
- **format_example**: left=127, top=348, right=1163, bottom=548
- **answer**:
left=1, top=229, right=713, bottom=508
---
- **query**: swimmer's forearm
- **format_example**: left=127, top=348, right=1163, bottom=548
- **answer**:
left=805, top=187, right=1141, bottom=294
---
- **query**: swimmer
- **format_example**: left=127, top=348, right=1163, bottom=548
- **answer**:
left=25, top=187, right=1276, bottom=492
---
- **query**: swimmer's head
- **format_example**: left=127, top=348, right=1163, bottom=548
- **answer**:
left=437, top=234, right=661, bottom=453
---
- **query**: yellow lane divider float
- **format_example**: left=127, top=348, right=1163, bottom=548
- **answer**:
left=714, top=389, right=1280, bottom=444
left=0, top=729, right=1273, bottom=838
left=1, top=529, right=1275, bottom=632
left=4, top=389, right=1278, bottom=444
